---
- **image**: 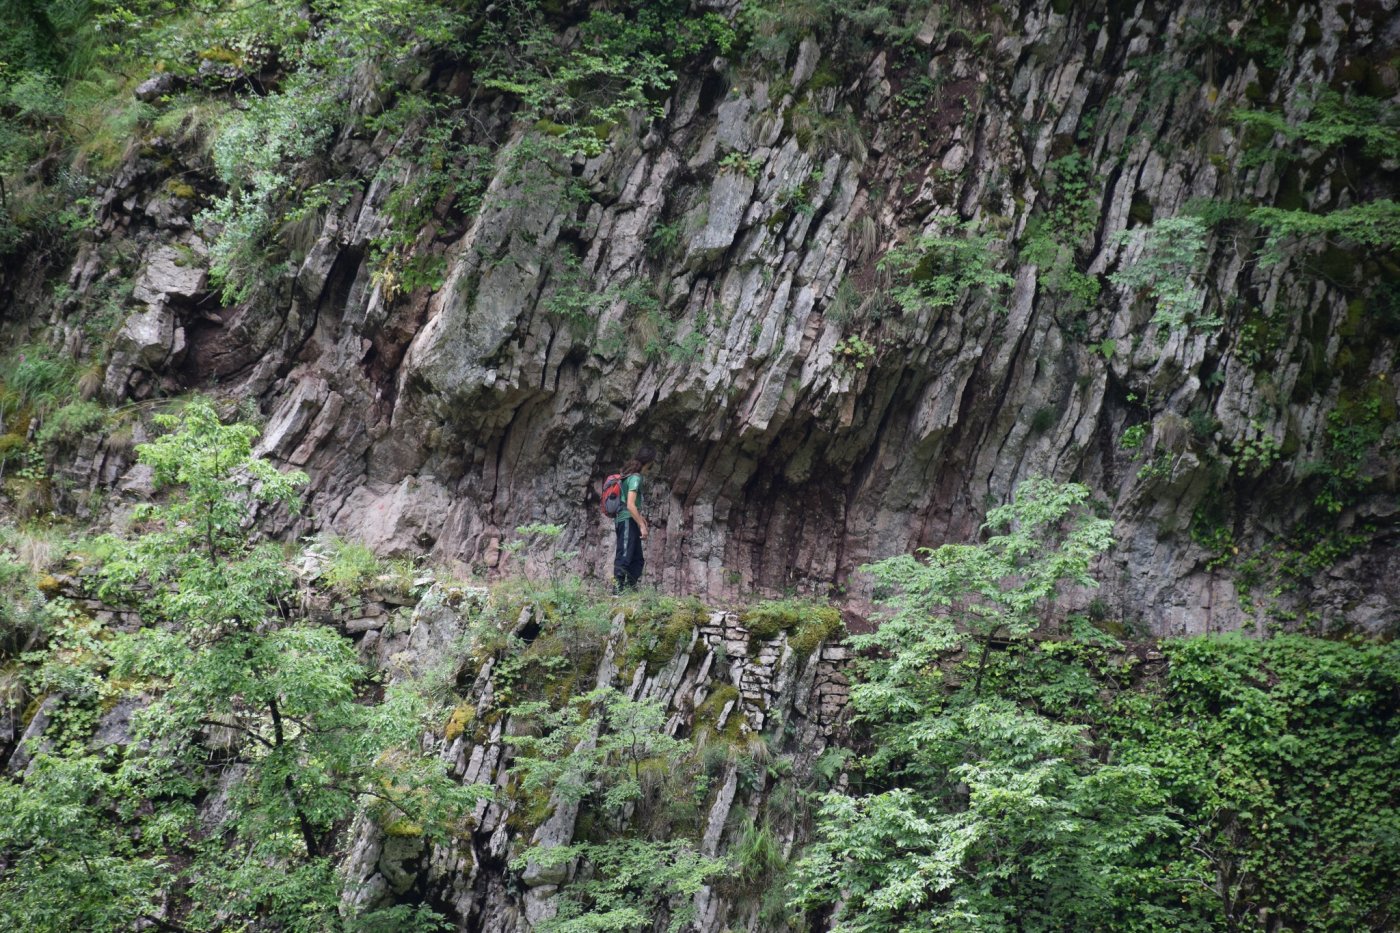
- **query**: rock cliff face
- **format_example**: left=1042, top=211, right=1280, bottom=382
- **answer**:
left=7, top=0, right=1399, bottom=635
left=337, top=589, right=850, bottom=930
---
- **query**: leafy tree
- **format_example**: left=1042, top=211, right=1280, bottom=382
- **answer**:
left=855, top=475, right=1113, bottom=700
left=507, top=686, right=726, bottom=930
left=0, top=755, right=166, bottom=931
left=96, top=398, right=303, bottom=626
left=0, top=400, right=485, bottom=930
left=792, top=478, right=1184, bottom=930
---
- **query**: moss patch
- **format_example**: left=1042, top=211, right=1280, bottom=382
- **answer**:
left=692, top=684, right=745, bottom=746
left=443, top=702, right=477, bottom=743
left=741, top=598, right=843, bottom=656
left=383, top=817, right=424, bottom=838
left=788, top=611, right=845, bottom=659
left=623, top=595, right=708, bottom=673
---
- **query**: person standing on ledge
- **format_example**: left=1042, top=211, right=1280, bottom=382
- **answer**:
left=614, top=444, right=656, bottom=592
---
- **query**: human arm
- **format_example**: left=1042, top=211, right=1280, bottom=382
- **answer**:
left=626, top=488, right=648, bottom=539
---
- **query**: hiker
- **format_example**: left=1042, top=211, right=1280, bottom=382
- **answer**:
left=611, top=444, right=656, bottom=592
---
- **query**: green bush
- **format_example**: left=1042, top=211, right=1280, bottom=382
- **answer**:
left=317, top=536, right=384, bottom=598
left=879, top=218, right=1016, bottom=315
left=36, top=400, right=106, bottom=451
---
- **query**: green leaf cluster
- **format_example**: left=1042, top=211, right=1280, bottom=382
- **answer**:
left=880, top=218, right=1016, bottom=317
left=0, top=399, right=488, bottom=930
left=1023, top=153, right=1102, bottom=311
left=1110, top=215, right=1217, bottom=332
left=479, top=0, right=735, bottom=159
left=792, top=477, right=1399, bottom=931
left=507, top=686, right=726, bottom=929
left=1110, top=635, right=1400, bottom=930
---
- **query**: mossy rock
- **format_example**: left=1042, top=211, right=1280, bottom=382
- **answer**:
left=443, top=702, right=477, bottom=743
left=788, top=611, right=845, bottom=660
left=693, top=683, right=746, bottom=747
left=163, top=179, right=197, bottom=200
left=741, top=598, right=843, bottom=656
left=383, top=817, right=424, bottom=838
left=623, top=595, right=708, bottom=673
left=21, top=695, right=46, bottom=729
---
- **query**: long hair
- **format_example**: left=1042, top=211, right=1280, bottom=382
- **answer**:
left=620, top=444, right=657, bottom=476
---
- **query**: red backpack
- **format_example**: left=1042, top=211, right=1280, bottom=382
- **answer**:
left=600, top=473, right=624, bottom=517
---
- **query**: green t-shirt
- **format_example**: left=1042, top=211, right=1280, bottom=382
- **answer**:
left=615, top=472, right=643, bottom=524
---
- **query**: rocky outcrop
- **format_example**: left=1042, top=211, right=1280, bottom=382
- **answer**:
left=8, top=0, right=1399, bottom=636
left=334, top=587, right=851, bottom=931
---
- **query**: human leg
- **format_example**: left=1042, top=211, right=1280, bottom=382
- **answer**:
left=613, top=520, right=631, bottom=591
left=614, top=519, right=644, bottom=591
left=624, top=521, right=645, bottom=587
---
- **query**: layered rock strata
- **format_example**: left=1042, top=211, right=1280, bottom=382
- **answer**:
left=7, top=0, right=1398, bottom=635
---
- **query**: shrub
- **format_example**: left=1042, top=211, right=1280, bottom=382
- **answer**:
left=317, top=536, right=383, bottom=598
left=36, top=400, right=106, bottom=451
left=879, top=218, right=1015, bottom=315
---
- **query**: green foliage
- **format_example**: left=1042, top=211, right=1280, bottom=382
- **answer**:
left=1229, top=88, right=1400, bottom=268
left=739, top=0, right=924, bottom=60
left=1120, top=422, right=1148, bottom=451
left=139, top=0, right=475, bottom=302
left=508, top=687, right=696, bottom=817
left=96, top=399, right=306, bottom=628
left=1111, top=635, right=1400, bottom=931
left=1311, top=392, right=1389, bottom=513
left=796, top=481, right=1399, bottom=929
left=1, top=344, right=77, bottom=414
left=793, top=479, right=1138, bottom=930
left=856, top=476, right=1114, bottom=698
left=203, top=72, right=347, bottom=303
left=794, top=698, right=1180, bottom=931
left=507, top=686, right=726, bottom=928
left=364, top=93, right=492, bottom=297
left=880, top=218, right=1016, bottom=316
left=0, top=529, right=47, bottom=656
left=718, top=150, right=762, bottom=179
left=834, top=333, right=876, bottom=371
left=527, top=838, right=727, bottom=933
left=0, top=398, right=484, bottom=930
left=543, top=253, right=662, bottom=339
left=477, top=576, right=615, bottom=707
left=317, top=534, right=386, bottom=597
left=35, top=399, right=106, bottom=451
left=1234, top=89, right=1400, bottom=166
left=1251, top=200, right=1400, bottom=264
left=1228, top=421, right=1281, bottom=476
left=791, top=465, right=1399, bottom=930
left=0, top=755, right=166, bottom=931
left=1023, top=153, right=1102, bottom=311
left=479, top=0, right=734, bottom=159
left=1110, top=215, right=1217, bottom=331
left=0, top=0, right=104, bottom=252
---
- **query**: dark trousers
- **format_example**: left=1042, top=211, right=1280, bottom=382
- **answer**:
left=613, top=519, right=644, bottom=591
